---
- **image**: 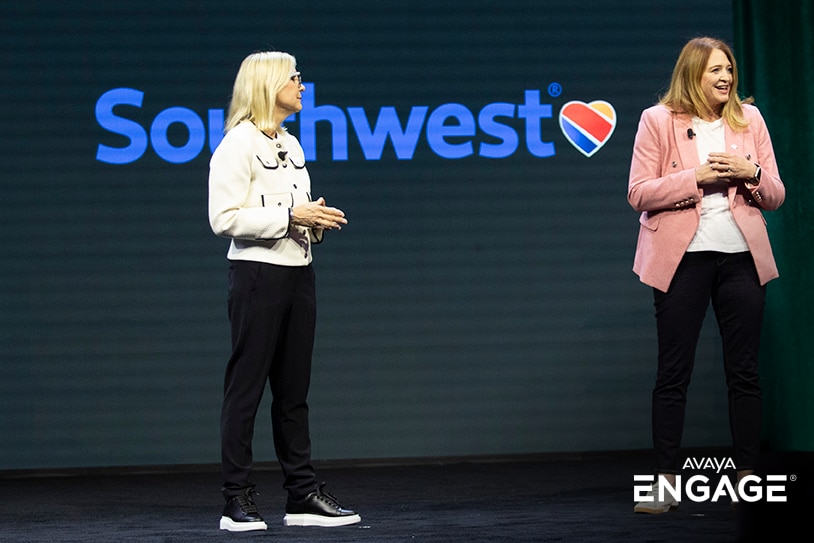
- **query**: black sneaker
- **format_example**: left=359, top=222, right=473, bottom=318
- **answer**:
left=219, top=488, right=268, bottom=532
left=284, top=483, right=361, bottom=527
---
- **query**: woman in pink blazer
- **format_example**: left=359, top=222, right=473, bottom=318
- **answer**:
left=628, top=37, right=785, bottom=514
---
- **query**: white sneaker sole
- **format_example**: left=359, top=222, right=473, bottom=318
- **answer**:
left=219, top=516, right=268, bottom=531
left=283, top=513, right=362, bottom=527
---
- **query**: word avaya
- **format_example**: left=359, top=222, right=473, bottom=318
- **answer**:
left=633, top=474, right=788, bottom=503
left=95, top=85, right=559, bottom=164
left=682, top=456, right=736, bottom=473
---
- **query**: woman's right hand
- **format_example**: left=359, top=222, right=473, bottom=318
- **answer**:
left=695, top=161, right=726, bottom=185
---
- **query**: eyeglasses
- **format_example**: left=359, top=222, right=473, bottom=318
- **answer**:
left=289, top=72, right=302, bottom=85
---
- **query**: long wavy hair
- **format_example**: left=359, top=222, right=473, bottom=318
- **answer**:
left=224, top=51, right=297, bottom=135
left=660, top=37, right=752, bottom=131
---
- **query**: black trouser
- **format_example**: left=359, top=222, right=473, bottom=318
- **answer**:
left=221, top=260, right=318, bottom=501
left=651, top=251, right=765, bottom=474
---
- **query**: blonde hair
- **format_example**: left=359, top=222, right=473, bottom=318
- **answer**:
left=660, top=37, right=752, bottom=131
left=224, top=51, right=297, bottom=134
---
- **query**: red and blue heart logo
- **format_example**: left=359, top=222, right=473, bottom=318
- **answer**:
left=558, top=100, right=616, bottom=158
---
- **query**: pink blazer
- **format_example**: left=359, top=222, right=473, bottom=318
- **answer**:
left=628, top=104, right=785, bottom=292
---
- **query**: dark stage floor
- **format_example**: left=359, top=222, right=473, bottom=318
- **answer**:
left=1, top=450, right=809, bottom=542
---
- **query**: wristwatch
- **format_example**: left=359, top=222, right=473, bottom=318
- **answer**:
left=746, top=164, right=762, bottom=188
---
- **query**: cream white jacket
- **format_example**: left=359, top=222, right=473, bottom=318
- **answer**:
left=209, top=121, right=322, bottom=266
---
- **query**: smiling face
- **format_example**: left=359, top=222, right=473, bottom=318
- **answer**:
left=701, top=48, right=732, bottom=116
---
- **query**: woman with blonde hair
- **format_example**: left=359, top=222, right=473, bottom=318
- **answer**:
left=209, top=50, right=359, bottom=531
left=628, top=37, right=785, bottom=514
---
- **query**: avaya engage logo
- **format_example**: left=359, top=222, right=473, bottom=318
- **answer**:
left=633, top=457, right=791, bottom=505
left=95, top=83, right=616, bottom=165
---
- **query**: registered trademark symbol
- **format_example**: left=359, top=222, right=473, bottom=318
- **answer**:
left=548, top=82, right=562, bottom=97
left=790, top=474, right=797, bottom=482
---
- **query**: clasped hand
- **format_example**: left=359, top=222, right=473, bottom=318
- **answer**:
left=695, top=153, right=754, bottom=185
left=291, top=197, right=347, bottom=230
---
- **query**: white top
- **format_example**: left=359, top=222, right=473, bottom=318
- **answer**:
left=686, top=117, right=749, bottom=253
left=208, top=121, right=322, bottom=266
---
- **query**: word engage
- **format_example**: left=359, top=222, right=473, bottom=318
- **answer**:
left=634, top=474, right=788, bottom=504
left=94, top=84, right=614, bottom=165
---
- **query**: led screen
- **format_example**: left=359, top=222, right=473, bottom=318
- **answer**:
left=1, top=0, right=733, bottom=469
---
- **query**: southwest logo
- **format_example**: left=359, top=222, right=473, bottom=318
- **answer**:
left=95, top=86, right=618, bottom=164
left=558, top=100, right=616, bottom=157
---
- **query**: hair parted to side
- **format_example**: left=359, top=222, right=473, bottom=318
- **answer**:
left=224, top=51, right=297, bottom=135
left=660, top=37, right=752, bottom=131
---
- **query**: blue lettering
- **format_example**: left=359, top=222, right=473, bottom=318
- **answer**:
left=95, top=88, right=149, bottom=164
left=95, top=85, right=565, bottom=164
left=426, top=103, right=476, bottom=159
left=518, top=90, right=555, bottom=158
left=299, top=84, right=348, bottom=161
left=478, top=103, right=518, bottom=159
left=150, top=107, right=206, bottom=164
left=208, top=109, right=225, bottom=152
left=348, top=106, right=428, bottom=160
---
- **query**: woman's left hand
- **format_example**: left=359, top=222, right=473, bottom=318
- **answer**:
left=706, top=152, right=757, bottom=182
left=291, top=197, right=347, bottom=230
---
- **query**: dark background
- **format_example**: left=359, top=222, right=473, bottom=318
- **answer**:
left=0, top=0, right=735, bottom=470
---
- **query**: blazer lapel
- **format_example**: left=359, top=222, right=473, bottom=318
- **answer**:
left=725, top=123, right=745, bottom=201
left=672, top=112, right=700, bottom=168
left=724, top=122, right=745, bottom=158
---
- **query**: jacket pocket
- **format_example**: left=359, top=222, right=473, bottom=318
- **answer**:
left=256, top=154, right=279, bottom=169
left=261, top=192, right=294, bottom=209
left=639, top=212, right=661, bottom=231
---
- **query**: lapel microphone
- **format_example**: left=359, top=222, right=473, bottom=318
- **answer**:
left=687, top=128, right=695, bottom=139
